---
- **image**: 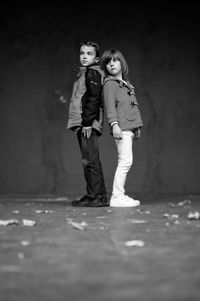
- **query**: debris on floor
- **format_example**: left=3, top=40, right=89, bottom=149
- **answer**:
left=177, top=199, right=191, bottom=206
left=66, top=218, right=88, bottom=230
left=187, top=211, right=200, bottom=220
left=21, top=240, right=30, bottom=246
left=124, top=240, right=145, bottom=247
left=0, top=219, right=36, bottom=226
left=35, top=209, right=54, bottom=214
left=169, top=200, right=191, bottom=208
left=22, top=219, right=36, bottom=226
left=0, top=219, right=19, bottom=226
left=127, top=219, right=147, bottom=224
left=163, top=213, right=180, bottom=219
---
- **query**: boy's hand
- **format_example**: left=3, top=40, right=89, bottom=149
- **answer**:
left=82, top=126, right=92, bottom=139
left=112, top=124, right=122, bottom=140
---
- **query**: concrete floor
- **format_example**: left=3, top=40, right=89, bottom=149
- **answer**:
left=0, top=195, right=200, bottom=301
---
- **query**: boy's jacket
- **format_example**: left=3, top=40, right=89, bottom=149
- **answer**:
left=67, top=65, right=105, bottom=135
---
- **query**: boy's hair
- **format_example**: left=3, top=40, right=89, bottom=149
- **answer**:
left=100, top=49, right=129, bottom=81
left=80, top=41, right=100, bottom=58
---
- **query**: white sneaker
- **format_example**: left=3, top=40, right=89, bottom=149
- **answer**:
left=110, top=195, right=140, bottom=207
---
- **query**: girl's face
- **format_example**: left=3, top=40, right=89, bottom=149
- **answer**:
left=106, top=57, right=122, bottom=78
left=80, top=45, right=99, bottom=67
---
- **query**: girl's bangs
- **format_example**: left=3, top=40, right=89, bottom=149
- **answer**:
left=105, top=53, right=120, bottom=64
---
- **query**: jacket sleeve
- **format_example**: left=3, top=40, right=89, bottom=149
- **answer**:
left=81, top=68, right=102, bottom=127
left=103, top=81, right=119, bottom=124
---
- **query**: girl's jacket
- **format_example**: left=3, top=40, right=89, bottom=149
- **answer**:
left=67, top=64, right=105, bottom=135
left=103, top=76, right=143, bottom=132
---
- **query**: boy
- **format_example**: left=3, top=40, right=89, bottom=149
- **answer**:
left=67, top=41, right=108, bottom=207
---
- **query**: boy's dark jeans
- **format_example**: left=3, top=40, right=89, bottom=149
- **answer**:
left=77, top=129, right=106, bottom=199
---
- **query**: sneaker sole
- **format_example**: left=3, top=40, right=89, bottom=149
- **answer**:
left=110, top=199, right=140, bottom=207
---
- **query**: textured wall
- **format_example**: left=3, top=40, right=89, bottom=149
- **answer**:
left=0, top=5, right=199, bottom=197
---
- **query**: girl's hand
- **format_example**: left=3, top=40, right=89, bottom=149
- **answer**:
left=134, top=128, right=141, bottom=139
left=112, top=124, right=122, bottom=140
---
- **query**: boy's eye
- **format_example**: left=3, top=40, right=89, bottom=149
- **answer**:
left=80, top=51, right=94, bottom=56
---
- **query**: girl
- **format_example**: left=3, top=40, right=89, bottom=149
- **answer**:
left=101, top=49, right=143, bottom=207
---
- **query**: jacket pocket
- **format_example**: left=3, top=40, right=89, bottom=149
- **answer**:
left=125, top=105, right=139, bottom=121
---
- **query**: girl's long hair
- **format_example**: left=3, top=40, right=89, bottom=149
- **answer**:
left=100, top=49, right=129, bottom=81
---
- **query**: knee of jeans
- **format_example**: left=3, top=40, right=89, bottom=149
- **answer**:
left=82, top=158, right=89, bottom=167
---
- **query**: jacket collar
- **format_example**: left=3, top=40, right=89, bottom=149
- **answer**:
left=103, top=76, right=135, bottom=94
left=75, top=64, right=104, bottom=78
left=103, top=76, right=126, bottom=87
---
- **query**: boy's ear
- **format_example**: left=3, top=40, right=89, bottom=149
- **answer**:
left=95, top=57, right=99, bottom=63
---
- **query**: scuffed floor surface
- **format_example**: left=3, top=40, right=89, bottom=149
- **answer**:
left=0, top=195, right=200, bottom=301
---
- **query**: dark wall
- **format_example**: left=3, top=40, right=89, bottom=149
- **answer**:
left=0, top=5, right=199, bottom=197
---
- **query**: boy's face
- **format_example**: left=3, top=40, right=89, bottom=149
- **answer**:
left=80, top=45, right=99, bottom=67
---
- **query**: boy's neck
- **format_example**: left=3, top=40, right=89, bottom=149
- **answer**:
left=80, top=62, right=98, bottom=68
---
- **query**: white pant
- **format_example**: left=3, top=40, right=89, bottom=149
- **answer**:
left=112, top=130, right=133, bottom=198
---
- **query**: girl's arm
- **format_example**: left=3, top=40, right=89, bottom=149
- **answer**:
left=103, top=81, right=122, bottom=139
left=103, top=81, right=118, bottom=124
